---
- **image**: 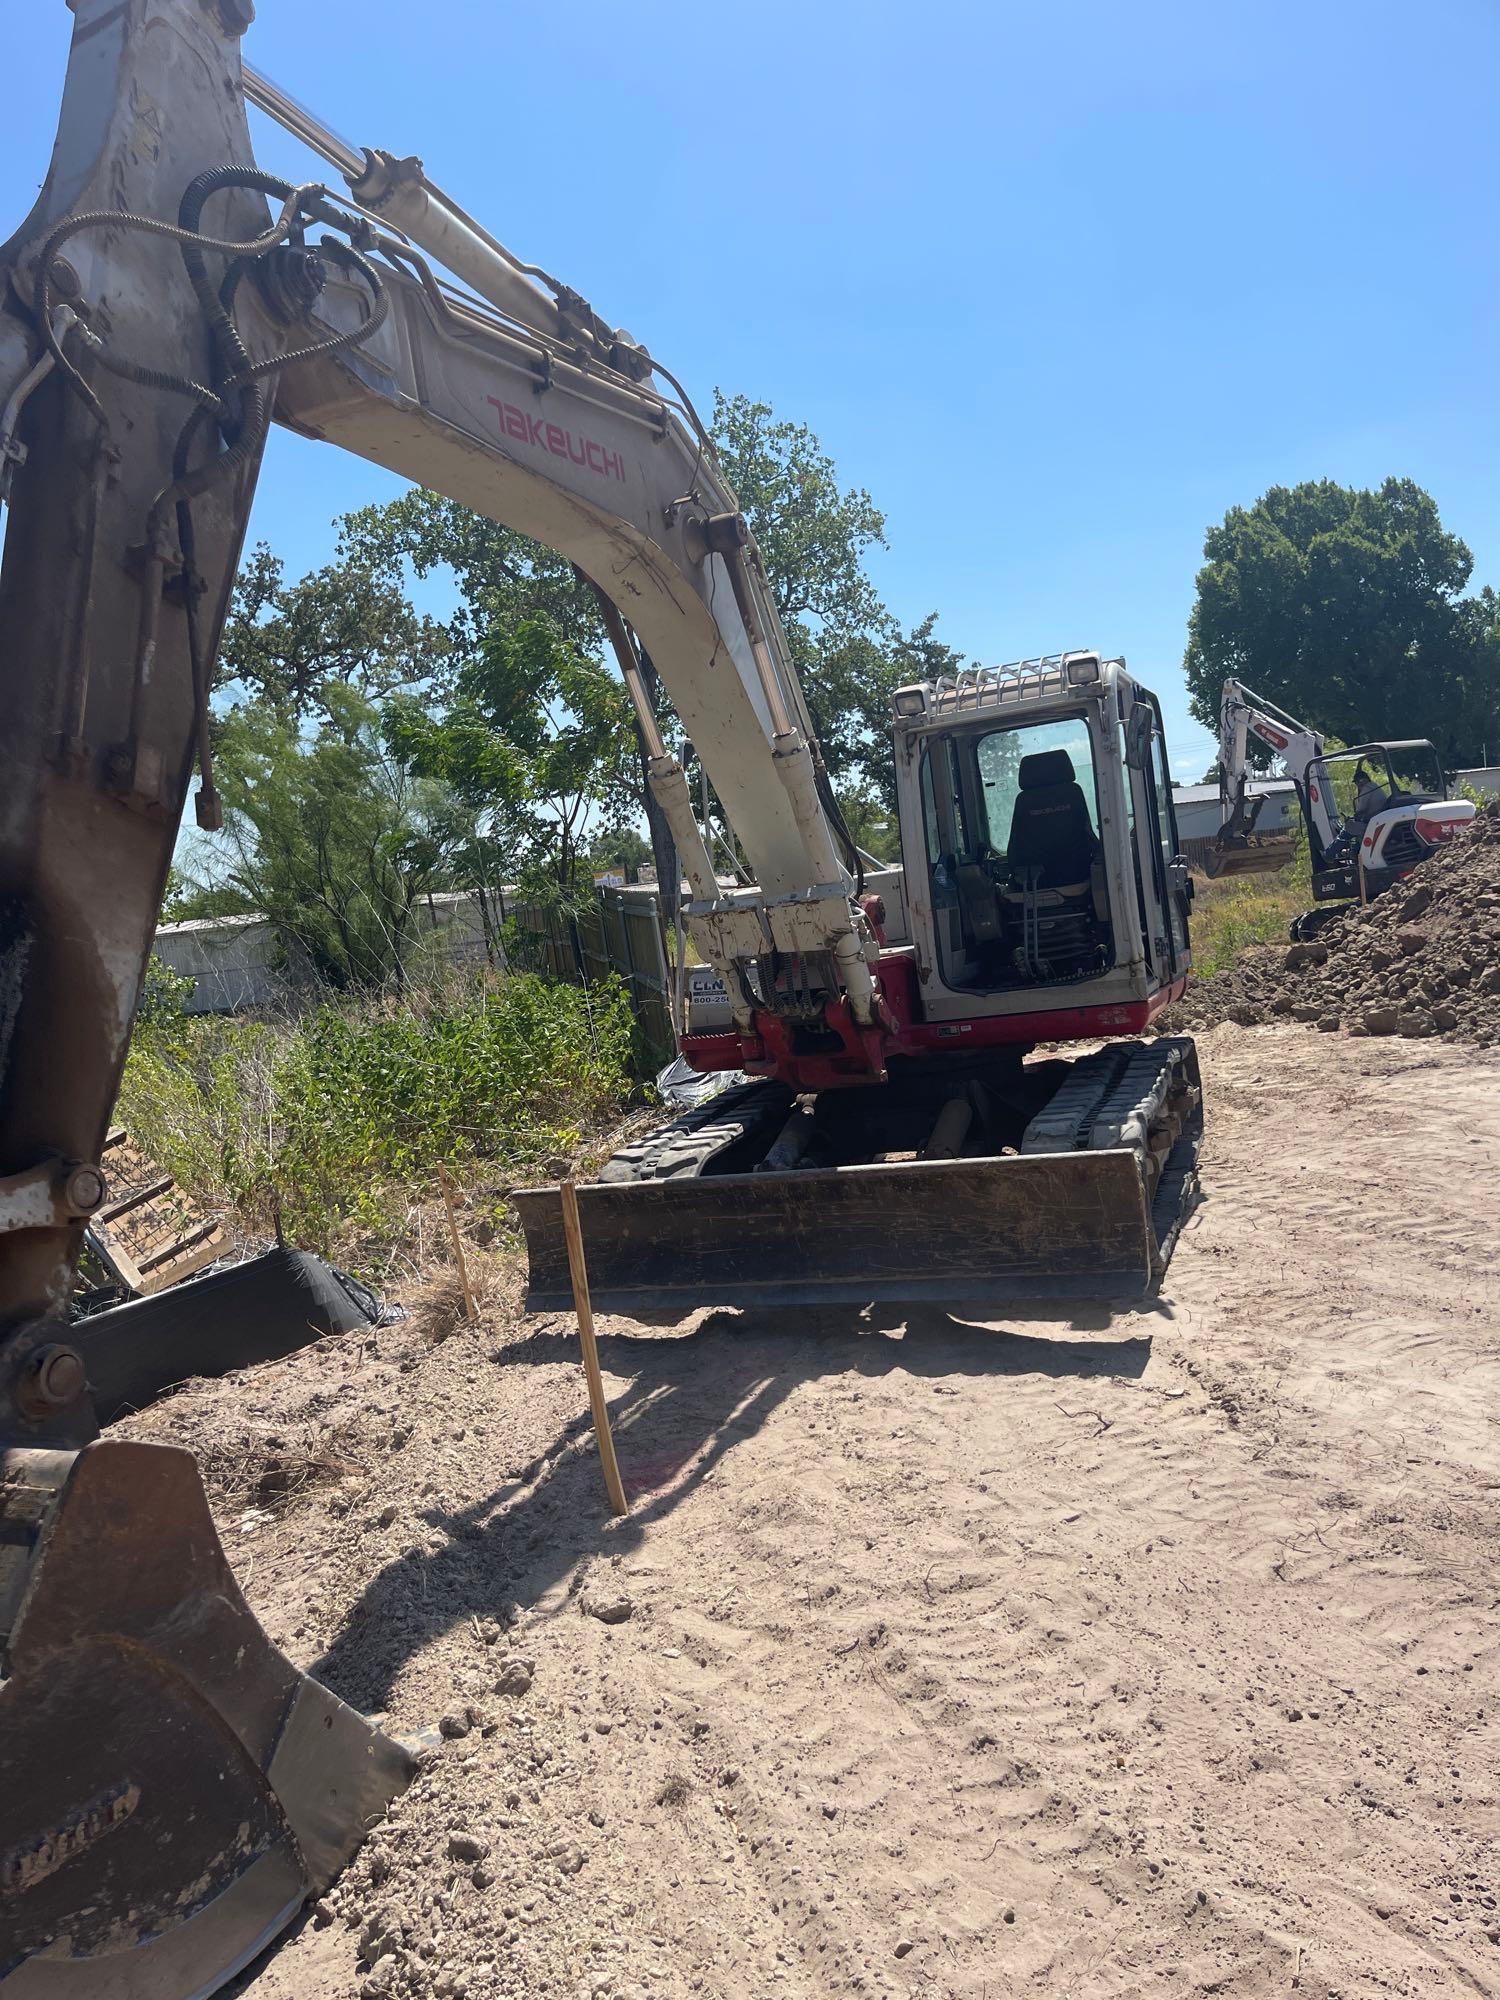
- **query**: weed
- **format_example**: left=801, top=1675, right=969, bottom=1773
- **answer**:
left=118, top=969, right=635, bottom=1266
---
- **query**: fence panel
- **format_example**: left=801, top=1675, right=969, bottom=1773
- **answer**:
left=505, top=885, right=676, bottom=1072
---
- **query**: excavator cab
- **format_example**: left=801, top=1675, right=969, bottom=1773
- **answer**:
left=1302, top=741, right=1470, bottom=902
left=899, top=655, right=1191, bottom=1019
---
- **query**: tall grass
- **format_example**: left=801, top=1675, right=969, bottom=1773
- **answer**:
left=1188, top=869, right=1307, bottom=975
left=118, top=969, right=635, bottom=1266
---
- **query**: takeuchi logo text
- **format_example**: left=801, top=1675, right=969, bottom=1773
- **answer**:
left=486, top=396, right=626, bottom=482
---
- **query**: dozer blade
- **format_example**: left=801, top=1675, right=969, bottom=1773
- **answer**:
left=517, top=1146, right=1176, bottom=1316
left=1201, top=832, right=1297, bottom=879
left=0, top=1439, right=413, bottom=1998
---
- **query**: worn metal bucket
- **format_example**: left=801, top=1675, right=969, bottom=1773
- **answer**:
left=515, top=1143, right=1191, bottom=1317
left=1201, top=832, right=1297, bottom=879
left=0, top=1441, right=413, bottom=1998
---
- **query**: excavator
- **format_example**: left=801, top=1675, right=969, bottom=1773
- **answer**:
left=0, top=3, right=1203, bottom=1992
left=1206, top=679, right=1474, bottom=935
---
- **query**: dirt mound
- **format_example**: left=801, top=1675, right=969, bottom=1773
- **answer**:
left=1164, top=800, right=1500, bottom=1042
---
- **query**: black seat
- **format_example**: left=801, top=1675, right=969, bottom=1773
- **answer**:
left=1004, top=749, right=1099, bottom=887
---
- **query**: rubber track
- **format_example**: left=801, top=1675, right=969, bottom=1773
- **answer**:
left=1020, top=1038, right=1195, bottom=1157
left=597, top=1079, right=796, bottom=1184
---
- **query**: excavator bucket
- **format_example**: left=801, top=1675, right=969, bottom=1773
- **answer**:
left=0, top=1440, right=413, bottom=1998
left=1201, top=783, right=1297, bottom=879
left=1201, top=831, right=1297, bottom=879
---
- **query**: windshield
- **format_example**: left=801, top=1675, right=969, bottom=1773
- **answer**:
left=1308, top=744, right=1443, bottom=834
left=919, top=712, right=1111, bottom=993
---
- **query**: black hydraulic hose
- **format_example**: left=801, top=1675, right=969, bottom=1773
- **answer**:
left=176, top=164, right=300, bottom=382
left=34, top=182, right=318, bottom=424
left=813, top=755, right=864, bottom=897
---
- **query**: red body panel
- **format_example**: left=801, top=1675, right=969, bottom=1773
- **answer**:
left=679, top=948, right=1189, bottom=1090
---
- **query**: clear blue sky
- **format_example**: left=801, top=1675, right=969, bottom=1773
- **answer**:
left=9, top=0, right=1499, bottom=779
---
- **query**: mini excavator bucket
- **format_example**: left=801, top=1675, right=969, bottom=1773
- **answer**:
left=515, top=1043, right=1203, bottom=1317
left=0, top=1439, right=414, bottom=1998
left=1201, top=787, right=1297, bottom=879
left=1201, top=831, right=1297, bottom=879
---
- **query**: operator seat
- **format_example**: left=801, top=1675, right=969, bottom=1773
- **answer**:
left=1001, top=749, right=1108, bottom=983
left=1005, top=749, right=1099, bottom=888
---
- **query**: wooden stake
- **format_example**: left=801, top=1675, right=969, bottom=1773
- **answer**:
left=436, top=1162, right=476, bottom=1321
left=558, top=1177, right=629, bottom=1517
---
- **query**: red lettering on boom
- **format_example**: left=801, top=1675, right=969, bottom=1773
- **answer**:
left=485, top=397, right=626, bottom=483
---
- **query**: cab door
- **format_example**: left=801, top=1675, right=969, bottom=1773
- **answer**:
left=1123, top=696, right=1190, bottom=983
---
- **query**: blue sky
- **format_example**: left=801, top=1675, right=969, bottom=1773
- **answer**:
left=9, top=0, right=1499, bottom=780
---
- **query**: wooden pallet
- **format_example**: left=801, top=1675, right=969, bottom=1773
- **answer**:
left=84, top=1128, right=226, bottom=1296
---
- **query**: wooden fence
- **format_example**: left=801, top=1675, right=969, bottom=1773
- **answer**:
left=506, top=883, right=677, bottom=1071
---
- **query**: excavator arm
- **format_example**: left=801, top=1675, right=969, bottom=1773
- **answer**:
left=1203, top=678, right=1325, bottom=876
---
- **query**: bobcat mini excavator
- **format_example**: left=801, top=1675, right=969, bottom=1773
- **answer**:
left=1206, top=679, right=1474, bottom=935
left=0, top=3, right=1202, bottom=1991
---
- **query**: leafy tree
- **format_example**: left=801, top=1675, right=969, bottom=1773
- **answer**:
left=837, top=786, right=900, bottom=863
left=710, top=393, right=959, bottom=799
left=583, top=825, right=653, bottom=880
left=1184, top=478, right=1500, bottom=767
left=219, top=541, right=452, bottom=723
left=384, top=616, right=635, bottom=893
left=340, top=495, right=682, bottom=900
left=161, top=865, right=257, bottom=924
left=212, top=687, right=469, bottom=992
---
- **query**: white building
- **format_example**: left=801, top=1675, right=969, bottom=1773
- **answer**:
left=152, top=889, right=505, bottom=1015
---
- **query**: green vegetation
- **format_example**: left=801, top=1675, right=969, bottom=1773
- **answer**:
left=118, top=971, right=634, bottom=1266
left=1188, top=858, right=1309, bottom=978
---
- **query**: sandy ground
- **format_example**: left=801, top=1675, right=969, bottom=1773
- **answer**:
left=126, top=1025, right=1500, bottom=2000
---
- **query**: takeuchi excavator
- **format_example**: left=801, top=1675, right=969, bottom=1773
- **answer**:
left=0, top=4, right=1203, bottom=1992
left=1206, top=679, right=1475, bottom=935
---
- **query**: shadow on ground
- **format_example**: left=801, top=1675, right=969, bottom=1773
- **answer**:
left=309, top=1300, right=1152, bottom=1717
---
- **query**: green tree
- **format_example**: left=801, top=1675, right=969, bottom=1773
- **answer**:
left=212, top=687, right=469, bottom=992
left=1184, top=478, right=1500, bottom=766
left=384, top=616, right=635, bottom=893
left=340, top=495, right=682, bottom=899
left=710, top=392, right=960, bottom=798
left=219, top=541, right=452, bottom=723
left=161, top=864, right=257, bottom=924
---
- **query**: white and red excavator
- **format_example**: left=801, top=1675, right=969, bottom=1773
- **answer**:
left=1207, top=679, right=1474, bottom=935
left=0, top=4, right=1202, bottom=1992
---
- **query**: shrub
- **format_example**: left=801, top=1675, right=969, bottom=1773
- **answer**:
left=118, top=970, right=634, bottom=1261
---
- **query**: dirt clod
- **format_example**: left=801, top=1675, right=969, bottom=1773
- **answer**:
left=582, top=1593, right=633, bottom=1625
left=493, top=1655, right=534, bottom=1697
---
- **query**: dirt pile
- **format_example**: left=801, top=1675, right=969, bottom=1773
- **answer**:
left=1164, top=800, right=1500, bottom=1042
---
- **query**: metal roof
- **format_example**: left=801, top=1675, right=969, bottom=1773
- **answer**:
left=1171, top=778, right=1296, bottom=806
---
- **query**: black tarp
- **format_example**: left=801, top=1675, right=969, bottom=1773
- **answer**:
left=73, top=1248, right=383, bottom=1426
